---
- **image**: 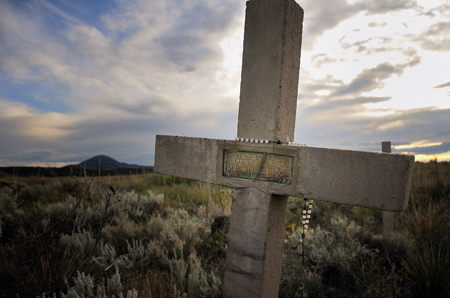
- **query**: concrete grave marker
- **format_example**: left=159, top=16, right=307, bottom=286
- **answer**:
left=382, top=141, right=395, bottom=235
left=154, top=0, right=415, bottom=297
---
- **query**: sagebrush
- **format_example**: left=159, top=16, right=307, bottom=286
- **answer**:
left=0, top=161, right=448, bottom=297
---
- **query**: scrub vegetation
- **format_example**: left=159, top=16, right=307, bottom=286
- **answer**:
left=0, top=162, right=448, bottom=297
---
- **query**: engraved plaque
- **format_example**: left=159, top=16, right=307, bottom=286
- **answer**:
left=223, top=150, right=293, bottom=184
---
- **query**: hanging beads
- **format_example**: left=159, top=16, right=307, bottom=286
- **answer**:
left=235, top=138, right=271, bottom=144
left=301, top=198, right=313, bottom=230
left=298, top=198, right=313, bottom=265
left=288, top=197, right=314, bottom=266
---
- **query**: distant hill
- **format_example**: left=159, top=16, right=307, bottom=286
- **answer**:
left=0, top=155, right=153, bottom=177
left=64, top=155, right=153, bottom=170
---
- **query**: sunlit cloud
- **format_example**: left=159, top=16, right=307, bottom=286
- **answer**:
left=434, top=81, right=450, bottom=88
left=315, top=90, right=331, bottom=96
left=358, top=108, right=395, bottom=117
left=377, top=120, right=406, bottom=131
left=394, top=140, right=444, bottom=150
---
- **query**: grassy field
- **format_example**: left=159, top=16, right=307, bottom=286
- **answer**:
left=0, top=161, right=448, bottom=297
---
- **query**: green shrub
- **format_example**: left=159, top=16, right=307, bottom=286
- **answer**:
left=281, top=217, right=409, bottom=297
left=1, top=162, right=448, bottom=297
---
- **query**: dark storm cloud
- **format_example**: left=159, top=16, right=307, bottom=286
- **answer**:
left=295, top=104, right=450, bottom=156
left=395, top=108, right=450, bottom=141
left=103, top=95, right=172, bottom=116
left=332, top=57, right=420, bottom=97
left=156, top=35, right=216, bottom=72
left=151, top=2, right=241, bottom=71
left=333, top=63, right=403, bottom=96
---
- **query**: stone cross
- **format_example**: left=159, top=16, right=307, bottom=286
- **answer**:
left=154, top=0, right=415, bottom=297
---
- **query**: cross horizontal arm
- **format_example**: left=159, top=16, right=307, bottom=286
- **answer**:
left=155, top=135, right=415, bottom=212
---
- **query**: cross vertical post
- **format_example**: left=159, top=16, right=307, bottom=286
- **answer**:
left=223, top=1, right=303, bottom=297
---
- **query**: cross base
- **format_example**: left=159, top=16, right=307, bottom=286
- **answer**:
left=223, top=189, right=288, bottom=298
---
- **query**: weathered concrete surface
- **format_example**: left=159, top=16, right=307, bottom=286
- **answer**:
left=296, top=146, right=414, bottom=212
left=225, top=0, right=303, bottom=296
left=155, top=135, right=415, bottom=212
left=223, top=189, right=287, bottom=298
left=154, top=135, right=219, bottom=183
left=237, top=0, right=303, bottom=143
left=382, top=141, right=392, bottom=153
left=382, top=141, right=395, bottom=235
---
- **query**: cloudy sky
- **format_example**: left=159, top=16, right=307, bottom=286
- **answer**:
left=1, top=0, right=449, bottom=167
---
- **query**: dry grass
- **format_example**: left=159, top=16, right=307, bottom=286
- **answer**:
left=0, top=161, right=448, bottom=297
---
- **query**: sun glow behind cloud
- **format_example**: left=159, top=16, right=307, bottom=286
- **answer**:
left=414, top=151, right=450, bottom=162
left=395, top=140, right=449, bottom=162
left=218, top=26, right=244, bottom=98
